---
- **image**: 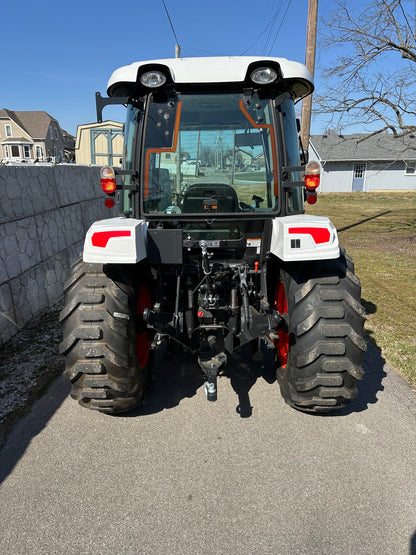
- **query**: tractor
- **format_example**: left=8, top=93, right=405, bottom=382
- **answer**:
left=59, top=56, right=366, bottom=413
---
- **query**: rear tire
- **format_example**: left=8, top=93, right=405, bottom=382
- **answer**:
left=59, top=259, right=153, bottom=413
left=274, top=251, right=366, bottom=413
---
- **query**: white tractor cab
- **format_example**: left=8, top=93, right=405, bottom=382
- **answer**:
left=60, top=57, right=366, bottom=414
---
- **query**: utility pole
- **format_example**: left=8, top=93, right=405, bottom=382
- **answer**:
left=301, top=0, right=318, bottom=151
left=175, top=44, right=181, bottom=58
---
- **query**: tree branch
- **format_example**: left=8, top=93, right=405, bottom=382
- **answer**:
left=316, top=0, right=416, bottom=135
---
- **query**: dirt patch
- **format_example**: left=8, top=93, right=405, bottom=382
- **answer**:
left=0, top=302, right=64, bottom=449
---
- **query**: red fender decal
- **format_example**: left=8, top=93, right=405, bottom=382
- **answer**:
left=91, top=230, right=131, bottom=248
left=289, top=227, right=330, bottom=244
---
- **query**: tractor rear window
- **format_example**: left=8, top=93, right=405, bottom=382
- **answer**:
left=142, top=92, right=279, bottom=215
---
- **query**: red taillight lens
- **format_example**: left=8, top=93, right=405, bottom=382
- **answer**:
left=101, top=179, right=116, bottom=193
left=100, top=166, right=116, bottom=194
left=306, top=191, right=317, bottom=204
left=305, top=174, right=320, bottom=190
left=105, top=198, right=115, bottom=208
left=305, top=161, right=320, bottom=191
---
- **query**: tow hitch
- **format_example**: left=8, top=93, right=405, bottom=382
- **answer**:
left=198, top=352, right=227, bottom=401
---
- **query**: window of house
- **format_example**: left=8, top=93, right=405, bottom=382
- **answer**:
left=36, top=146, right=43, bottom=159
left=5, top=124, right=12, bottom=137
left=23, top=145, right=31, bottom=158
left=49, top=127, right=54, bottom=139
left=354, top=164, right=365, bottom=179
left=405, top=163, right=416, bottom=175
left=4, top=145, right=9, bottom=158
left=54, top=128, right=58, bottom=140
left=11, top=145, right=19, bottom=157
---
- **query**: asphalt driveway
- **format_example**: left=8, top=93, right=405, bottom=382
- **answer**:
left=0, top=342, right=415, bottom=555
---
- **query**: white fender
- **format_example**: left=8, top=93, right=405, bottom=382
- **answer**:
left=270, top=215, right=339, bottom=261
left=83, top=217, right=148, bottom=264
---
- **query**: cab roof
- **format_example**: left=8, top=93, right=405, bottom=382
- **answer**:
left=107, top=56, right=313, bottom=101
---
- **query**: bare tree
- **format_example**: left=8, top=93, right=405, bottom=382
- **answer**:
left=315, top=0, right=416, bottom=137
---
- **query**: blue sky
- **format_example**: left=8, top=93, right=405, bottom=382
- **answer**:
left=2, top=0, right=334, bottom=136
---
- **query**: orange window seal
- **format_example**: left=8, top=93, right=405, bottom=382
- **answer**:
left=144, top=101, right=183, bottom=198
left=238, top=99, right=279, bottom=196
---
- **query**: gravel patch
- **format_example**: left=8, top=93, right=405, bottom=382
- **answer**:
left=0, top=302, right=64, bottom=449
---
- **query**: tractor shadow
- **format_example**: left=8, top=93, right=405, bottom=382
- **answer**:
left=130, top=342, right=276, bottom=419
left=223, top=345, right=276, bottom=418
left=410, top=529, right=416, bottom=555
left=138, top=345, right=205, bottom=414
left=328, top=338, right=387, bottom=416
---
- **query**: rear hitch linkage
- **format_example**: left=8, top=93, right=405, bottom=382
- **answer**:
left=145, top=243, right=287, bottom=403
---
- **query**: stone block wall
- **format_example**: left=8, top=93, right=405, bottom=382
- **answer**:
left=0, top=165, right=116, bottom=345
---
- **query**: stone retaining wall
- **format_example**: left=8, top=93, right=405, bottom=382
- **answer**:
left=0, top=165, right=115, bottom=345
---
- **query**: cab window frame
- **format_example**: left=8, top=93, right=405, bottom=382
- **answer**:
left=139, top=90, right=283, bottom=220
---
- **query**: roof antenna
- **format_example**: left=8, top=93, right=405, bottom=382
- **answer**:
left=162, top=0, right=181, bottom=58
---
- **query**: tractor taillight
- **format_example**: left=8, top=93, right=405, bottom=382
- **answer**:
left=306, top=192, right=317, bottom=205
left=304, top=161, right=320, bottom=191
left=100, top=166, right=116, bottom=194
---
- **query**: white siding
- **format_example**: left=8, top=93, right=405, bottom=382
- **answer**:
left=312, top=160, right=416, bottom=192
left=365, top=162, right=416, bottom=190
left=318, top=162, right=355, bottom=193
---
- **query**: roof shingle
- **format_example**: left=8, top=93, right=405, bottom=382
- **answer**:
left=0, top=109, right=59, bottom=139
left=310, top=133, right=416, bottom=162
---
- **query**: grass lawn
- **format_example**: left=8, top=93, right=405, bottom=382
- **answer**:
left=306, top=191, right=416, bottom=389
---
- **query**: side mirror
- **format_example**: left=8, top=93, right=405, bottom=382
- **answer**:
left=300, top=146, right=309, bottom=165
left=297, top=119, right=309, bottom=164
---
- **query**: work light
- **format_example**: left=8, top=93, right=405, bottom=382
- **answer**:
left=250, top=67, right=278, bottom=85
left=140, top=70, right=167, bottom=88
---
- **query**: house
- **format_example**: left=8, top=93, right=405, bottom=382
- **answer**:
left=0, top=109, right=75, bottom=163
left=309, top=133, right=416, bottom=192
left=75, top=121, right=123, bottom=166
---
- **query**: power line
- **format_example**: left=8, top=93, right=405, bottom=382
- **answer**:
left=267, top=0, right=293, bottom=55
left=181, top=45, right=224, bottom=57
left=240, top=7, right=282, bottom=55
left=162, top=0, right=180, bottom=50
left=240, top=0, right=292, bottom=56
left=263, top=0, right=286, bottom=54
